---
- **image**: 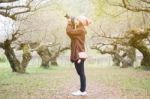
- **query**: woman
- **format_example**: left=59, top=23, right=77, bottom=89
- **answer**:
left=66, top=15, right=89, bottom=96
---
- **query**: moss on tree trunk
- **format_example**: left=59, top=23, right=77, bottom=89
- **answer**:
left=36, top=45, right=51, bottom=68
left=21, top=44, right=32, bottom=71
left=4, top=40, right=31, bottom=73
left=50, top=57, right=58, bottom=66
left=132, top=41, right=150, bottom=67
left=127, top=28, right=150, bottom=67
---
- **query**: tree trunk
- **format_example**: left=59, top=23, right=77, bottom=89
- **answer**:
left=112, top=54, right=120, bottom=66
left=133, top=41, right=150, bottom=67
left=126, top=47, right=136, bottom=67
left=4, top=40, right=24, bottom=73
left=127, top=28, right=150, bottom=67
left=4, top=40, right=31, bottom=73
left=36, top=45, right=51, bottom=68
left=50, top=57, right=58, bottom=66
left=111, top=45, right=120, bottom=66
left=141, top=55, right=150, bottom=67
left=40, top=57, right=50, bottom=68
left=114, top=52, right=135, bottom=68
left=21, top=44, right=32, bottom=71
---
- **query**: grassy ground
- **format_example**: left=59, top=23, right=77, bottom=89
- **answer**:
left=0, top=61, right=150, bottom=99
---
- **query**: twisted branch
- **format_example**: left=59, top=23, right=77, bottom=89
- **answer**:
left=106, top=0, right=150, bottom=13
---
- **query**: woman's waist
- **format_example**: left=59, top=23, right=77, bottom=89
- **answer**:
left=71, top=46, right=85, bottom=53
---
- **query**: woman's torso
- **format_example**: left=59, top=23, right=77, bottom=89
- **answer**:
left=66, top=22, right=86, bottom=62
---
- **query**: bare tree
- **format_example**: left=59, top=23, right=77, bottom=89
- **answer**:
left=91, top=25, right=150, bottom=67
left=124, top=28, right=150, bottom=67
left=28, top=41, right=69, bottom=67
left=0, top=0, right=48, bottom=73
left=91, top=43, right=136, bottom=67
left=90, top=0, right=150, bottom=67
left=34, top=43, right=52, bottom=68
left=0, top=0, right=35, bottom=20
left=48, top=44, right=70, bottom=66
left=106, top=0, right=150, bottom=67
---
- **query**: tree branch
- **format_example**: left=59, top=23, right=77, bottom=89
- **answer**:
left=0, top=5, right=28, bottom=10
left=10, top=8, right=31, bottom=20
left=106, top=0, right=150, bottom=13
left=59, top=46, right=70, bottom=52
left=0, top=0, right=33, bottom=20
left=122, top=0, right=150, bottom=13
left=0, top=0, right=18, bottom=3
left=90, top=44, right=115, bottom=54
left=141, top=0, right=150, bottom=4
left=91, top=25, right=128, bottom=40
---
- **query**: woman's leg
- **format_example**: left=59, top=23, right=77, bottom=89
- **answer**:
left=74, top=60, right=86, bottom=92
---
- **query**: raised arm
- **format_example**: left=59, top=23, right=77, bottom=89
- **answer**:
left=66, top=23, right=86, bottom=36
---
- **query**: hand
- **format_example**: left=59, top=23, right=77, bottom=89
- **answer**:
left=77, top=59, right=81, bottom=64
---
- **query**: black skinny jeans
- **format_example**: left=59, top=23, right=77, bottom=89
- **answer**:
left=74, top=60, right=86, bottom=92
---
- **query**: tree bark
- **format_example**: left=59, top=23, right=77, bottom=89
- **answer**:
left=4, top=40, right=24, bottom=72
left=36, top=45, right=51, bottom=68
left=0, top=0, right=18, bottom=3
left=141, top=55, right=150, bottom=67
left=21, top=43, right=32, bottom=71
left=114, top=52, right=133, bottom=68
left=127, top=28, right=150, bottom=67
left=50, top=57, right=58, bottom=66
left=132, top=41, right=150, bottom=67
left=3, top=40, right=31, bottom=73
left=112, top=54, right=120, bottom=66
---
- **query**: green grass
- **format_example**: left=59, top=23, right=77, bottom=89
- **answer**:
left=91, top=67, right=150, bottom=88
left=0, top=62, right=150, bottom=98
left=0, top=66, right=72, bottom=99
left=86, top=66, right=150, bottom=97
